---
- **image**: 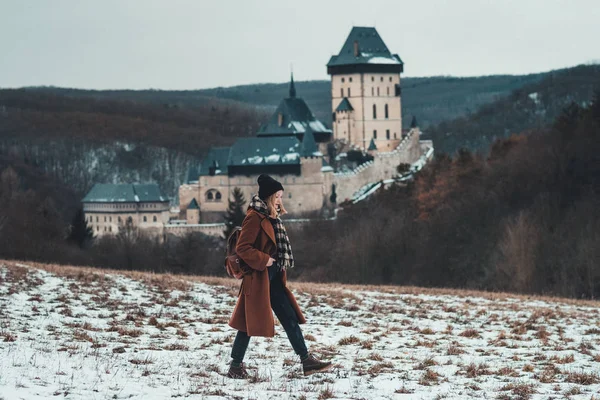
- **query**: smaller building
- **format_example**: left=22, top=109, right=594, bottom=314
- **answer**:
left=82, top=183, right=170, bottom=237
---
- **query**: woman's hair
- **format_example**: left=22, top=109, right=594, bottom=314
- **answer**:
left=265, top=191, right=287, bottom=218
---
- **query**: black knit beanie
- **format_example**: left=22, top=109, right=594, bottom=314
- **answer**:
left=257, top=174, right=284, bottom=200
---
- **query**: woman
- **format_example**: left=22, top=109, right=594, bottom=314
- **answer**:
left=227, top=174, right=332, bottom=378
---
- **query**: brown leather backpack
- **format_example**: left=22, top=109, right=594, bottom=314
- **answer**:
left=225, top=227, right=252, bottom=279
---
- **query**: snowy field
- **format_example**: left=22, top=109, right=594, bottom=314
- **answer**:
left=1, top=260, right=600, bottom=400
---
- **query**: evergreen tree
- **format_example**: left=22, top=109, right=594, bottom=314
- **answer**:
left=223, top=187, right=246, bottom=239
left=68, top=207, right=94, bottom=248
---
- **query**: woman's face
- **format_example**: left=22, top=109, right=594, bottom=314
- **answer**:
left=273, top=190, right=283, bottom=208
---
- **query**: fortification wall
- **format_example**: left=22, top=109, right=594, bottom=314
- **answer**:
left=334, top=128, right=421, bottom=202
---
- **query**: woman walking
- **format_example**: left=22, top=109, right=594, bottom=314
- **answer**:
left=227, top=174, right=332, bottom=378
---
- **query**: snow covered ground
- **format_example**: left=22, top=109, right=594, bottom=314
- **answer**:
left=1, top=260, right=600, bottom=400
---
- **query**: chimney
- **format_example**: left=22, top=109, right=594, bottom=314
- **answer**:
left=353, top=41, right=359, bottom=57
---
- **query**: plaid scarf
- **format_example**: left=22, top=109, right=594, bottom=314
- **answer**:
left=249, top=195, right=294, bottom=271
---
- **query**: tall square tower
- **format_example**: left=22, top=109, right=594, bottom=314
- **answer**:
left=327, top=27, right=404, bottom=151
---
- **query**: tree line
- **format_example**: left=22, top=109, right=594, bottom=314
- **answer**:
left=1, top=92, right=599, bottom=299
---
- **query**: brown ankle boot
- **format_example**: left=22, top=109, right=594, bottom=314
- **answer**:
left=302, top=353, right=333, bottom=376
left=227, top=362, right=249, bottom=379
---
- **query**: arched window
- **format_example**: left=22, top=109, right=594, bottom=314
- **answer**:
left=143, top=216, right=147, bottom=222
left=127, top=216, right=133, bottom=224
left=215, top=191, right=222, bottom=201
left=206, top=191, right=214, bottom=201
left=385, top=104, right=389, bottom=119
left=386, top=129, right=390, bottom=139
left=153, top=216, right=157, bottom=222
left=373, top=104, right=377, bottom=119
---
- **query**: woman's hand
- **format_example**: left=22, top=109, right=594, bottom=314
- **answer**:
left=266, top=257, right=275, bottom=267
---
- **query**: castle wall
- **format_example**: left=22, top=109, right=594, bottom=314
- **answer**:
left=84, top=202, right=169, bottom=237
left=334, top=128, right=421, bottom=202
left=180, top=156, right=335, bottom=222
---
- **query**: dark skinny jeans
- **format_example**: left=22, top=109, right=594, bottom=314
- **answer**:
left=231, top=265, right=308, bottom=363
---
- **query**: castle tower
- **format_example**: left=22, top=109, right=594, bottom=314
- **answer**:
left=327, top=27, right=404, bottom=151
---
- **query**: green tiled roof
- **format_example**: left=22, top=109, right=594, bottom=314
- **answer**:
left=228, top=137, right=302, bottom=167
left=301, top=131, right=319, bottom=157
left=198, top=147, right=230, bottom=177
left=186, top=164, right=201, bottom=183
left=187, top=198, right=200, bottom=210
left=368, top=138, right=378, bottom=151
left=335, top=97, right=354, bottom=112
left=82, top=183, right=169, bottom=203
left=327, top=27, right=403, bottom=71
left=257, top=77, right=331, bottom=141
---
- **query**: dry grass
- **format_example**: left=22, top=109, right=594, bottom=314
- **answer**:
left=338, top=335, right=360, bottom=346
left=418, top=368, right=441, bottom=386
left=5, top=259, right=600, bottom=308
left=458, top=328, right=481, bottom=338
left=498, top=382, right=537, bottom=400
left=563, top=370, right=600, bottom=385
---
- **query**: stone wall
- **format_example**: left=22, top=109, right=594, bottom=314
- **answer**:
left=179, top=156, right=335, bottom=222
left=334, top=128, right=421, bottom=202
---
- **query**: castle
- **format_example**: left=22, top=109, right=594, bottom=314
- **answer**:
left=178, top=26, right=432, bottom=225
left=83, top=27, right=433, bottom=238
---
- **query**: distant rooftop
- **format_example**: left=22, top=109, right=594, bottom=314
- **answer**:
left=327, top=27, right=404, bottom=74
left=257, top=74, right=332, bottom=142
left=82, top=183, right=169, bottom=203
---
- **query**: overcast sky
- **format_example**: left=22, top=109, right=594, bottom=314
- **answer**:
left=0, top=0, right=598, bottom=90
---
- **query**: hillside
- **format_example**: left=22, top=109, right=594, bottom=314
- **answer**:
left=2, top=261, right=600, bottom=399
left=426, top=64, right=600, bottom=155
left=0, top=89, right=268, bottom=198
left=26, top=71, right=548, bottom=130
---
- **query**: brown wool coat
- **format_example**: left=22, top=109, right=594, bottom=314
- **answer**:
left=228, top=208, right=306, bottom=337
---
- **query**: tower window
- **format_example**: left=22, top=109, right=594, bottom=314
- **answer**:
left=386, top=129, right=390, bottom=139
left=389, top=77, right=392, bottom=82
left=385, top=104, right=389, bottom=119
left=153, top=216, right=157, bottom=222
left=348, top=88, right=351, bottom=97
left=380, top=77, right=383, bottom=82
left=387, top=87, right=390, bottom=96
left=340, top=88, right=343, bottom=97
left=373, top=130, right=377, bottom=139
left=342, top=77, right=345, bottom=83
left=377, top=87, right=380, bottom=96
left=371, top=87, right=374, bottom=96
left=371, top=76, right=374, bottom=82
left=349, top=77, right=352, bottom=82
left=372, top=104, right=377, bottom=119
left=143, top=216, right=147, bottom=222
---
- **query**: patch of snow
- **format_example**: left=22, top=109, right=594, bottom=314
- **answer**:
left=290, top=121, right=306, bottom=133
left=367, top=56, right=400, bottom=64
left=5, top=263, right=597, bottom=399
left=308, top=121, right=329, bottom=132
left=246, top=156, right=263, bottom=164
left=282, top=152, right=299, bottom=162
left=264, top=154, right=281, bottom=163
